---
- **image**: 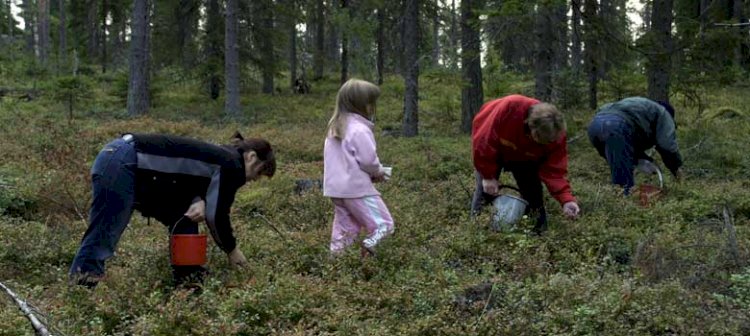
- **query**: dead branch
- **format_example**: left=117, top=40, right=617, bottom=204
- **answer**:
left=721, top=205, right=740, bottom=266
left=0, top=281, right=53, bottom=336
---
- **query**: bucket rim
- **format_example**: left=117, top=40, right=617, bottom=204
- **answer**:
left=496, top=194, right=529, bottom=205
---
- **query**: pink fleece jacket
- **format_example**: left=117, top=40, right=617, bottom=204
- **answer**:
left=323, top=112, right=383, bottom=198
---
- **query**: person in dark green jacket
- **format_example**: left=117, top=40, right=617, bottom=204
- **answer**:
left=587, top=97, right=683, bottom=194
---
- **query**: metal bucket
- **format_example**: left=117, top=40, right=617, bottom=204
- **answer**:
left=491, top=185, right=528, bottom=232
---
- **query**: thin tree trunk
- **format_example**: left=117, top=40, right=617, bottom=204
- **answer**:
left=260, top=1, right=274, bottom=94
left=432, top=0, right=440, bottom=68
left=58, top=0, right=66, bottom=67
left=224, top=0, right=241, bottom=116
left=314, top=0, right=325, bottom=80
left=646, top=0, right=673, bottom=103
left=23, top=0, right=34, bottom=55
left=402, top=0, right=419, bottom=137
left=86, top=0, right=98, bottom=60
left=340, top=0, right=349, bottom=85
left=37, top=0, right=48, bottom=65
left=534, top=4, right=553, bottom=101
left=326, top=0, right=339, bottom=69
left=101, top=0, right=107, bottom=73
left=127, top=0, right=150, bottom=116
left=288, top=10, right=297, bottom=90
left=376, top=7, right=384, bottom=85
left=460, top=0, right=483, bottom=133
left=177, top=0, right=198, bottom=69
left=583, top=0, right=598, bottom=109
left=450, top=0, right=458, bottom=70
left=206, top=0, right=222, bottom=100
left=734, top=0, right=748, bottom=70
left=571, top=0, right=582, bottom=73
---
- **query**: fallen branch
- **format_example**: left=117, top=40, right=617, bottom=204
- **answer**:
left=251, top=213, right=288, bottom=242
left=721, top=205, right=740, bottom=266
left=0, top=281, right=53, bottom=336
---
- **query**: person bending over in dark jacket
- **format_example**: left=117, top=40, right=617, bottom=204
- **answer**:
left=69, top=132, right=276, bottom=288
left=587, top=97, right=683, bottom=194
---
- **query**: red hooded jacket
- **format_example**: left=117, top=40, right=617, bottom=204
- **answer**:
left=471, top=95, right=576, bottom=205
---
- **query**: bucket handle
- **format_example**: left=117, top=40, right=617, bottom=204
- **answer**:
left=170, top=216, right=197, bottom=236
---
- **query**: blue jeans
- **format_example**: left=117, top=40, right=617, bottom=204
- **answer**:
left=69, top=138, right=137, bottom=280
left=587, top=114, right=635, bottom=194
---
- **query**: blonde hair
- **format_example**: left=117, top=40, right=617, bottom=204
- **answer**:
left=527, top=103, right=566, bottom=143
left=327, top=79, right=381, bottom=139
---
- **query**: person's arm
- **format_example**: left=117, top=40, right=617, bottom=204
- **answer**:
left=653, top=110, right=683, bottom=175
left=205, top=172, right=238, bottom=255
left=538, top=139, right=576, bottom=206
left=348, top=128, right=383, bottom=176
left=472, top=124, right=501, bottom=180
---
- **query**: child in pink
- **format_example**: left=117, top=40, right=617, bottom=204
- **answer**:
left=323, top=79, right=394, bottom=256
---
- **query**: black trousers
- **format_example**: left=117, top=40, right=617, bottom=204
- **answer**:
left=471, top=164, right=547, bottom=232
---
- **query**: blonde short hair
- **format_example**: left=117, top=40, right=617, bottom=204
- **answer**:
left=527, top=103, right=566, bottom=143
left=327, top=79, right=381, bottom=139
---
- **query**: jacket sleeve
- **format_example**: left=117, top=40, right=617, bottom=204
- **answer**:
left=348, top=128, right=382, bottom=175
left=653, top=109, right=683, bottom=175
left=472, top=117, right=502, bottom=179
left=205, top=170, right=238, bottom=254
left=538, top=139, right=576, bottom=205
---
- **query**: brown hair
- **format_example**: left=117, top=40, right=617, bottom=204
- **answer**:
left=526, top=103, right=566, bottom=144
left=229, top=132, right=276, bottom=177
left=327, top=79, right=381, bottom=139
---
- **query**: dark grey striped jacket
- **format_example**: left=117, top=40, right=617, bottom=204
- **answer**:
left=130, top=133, right=246, bottom=253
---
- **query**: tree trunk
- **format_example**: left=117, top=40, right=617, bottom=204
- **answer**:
left=224, top=0, right=241, bottom=116
left=450, top=0, right=459, bottom=70
left=313, top=0, right=325, bottom=80
left=376, top=7, right=384, bottom=85
left=177, top=0, right=199, bottom=69
left=23, top=0, right=34, bottom=55
left=646, top=0, right=673, bottom=103
left=326, top=0, right=339, bottom=71
left=58, top=0, right=67, bottom=67
left=583, top=0, right=598, bottom=109
left=340, top=0, right=349, bottom=85
left=86, top=0, right=98, bottom=60
left=734, top=0, right=748, bottom=70
left=432, top=0, right=440, bottom=68
left=534, top=3, right=553, bottom=101
left=402, top=0, right=419, bottom=137
left=288, top=6, right=297, bottom=90
left=260, top=1, right=274, bottom=94
left=37, top=0, right=49, bottom=65
left=571, top=0, right=582, bottom=73
left=460, top=0, right=483, bottom=134
left=206, top=0, right=222, bottom=100
left=101, top=0, right=107, bottom=73
left=127, top=0, right=150, bottom=116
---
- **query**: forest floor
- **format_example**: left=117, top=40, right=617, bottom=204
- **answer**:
left=1, top=72, right=750, bottom=335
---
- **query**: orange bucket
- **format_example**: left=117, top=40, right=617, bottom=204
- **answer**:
left=170, top=234, right=207, bottom=266
left=637, top=184, right=662, bottom=207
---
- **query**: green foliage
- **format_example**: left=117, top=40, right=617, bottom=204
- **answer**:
left=1, top=71, right=750, bottom=335
left=52, top=76, right=94, bottom=120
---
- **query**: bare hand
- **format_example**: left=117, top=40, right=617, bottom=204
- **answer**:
left=482, top=179, right=499, bottom=195
left=184, top=200, right=206, bottom=222
left=371, top=170, right=387, bottom=183
left=228, top=248, right=248, bottom=268
left=562, top=202, right=580, bottom=219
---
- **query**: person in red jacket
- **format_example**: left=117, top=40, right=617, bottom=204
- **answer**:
left=471, top=94, right=580, bottom=234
